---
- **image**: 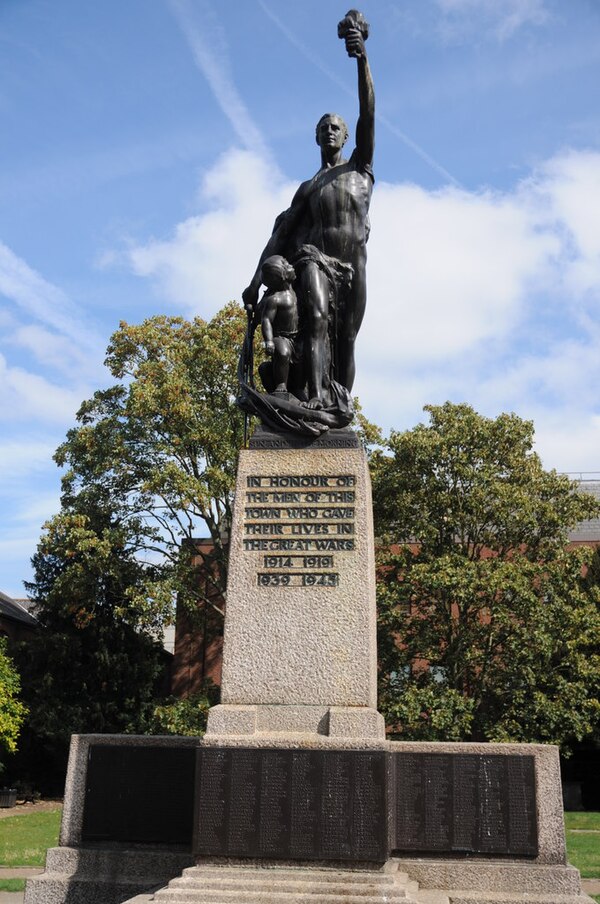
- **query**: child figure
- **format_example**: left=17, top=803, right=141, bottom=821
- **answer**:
left=260, top=255, right=300, bottom=393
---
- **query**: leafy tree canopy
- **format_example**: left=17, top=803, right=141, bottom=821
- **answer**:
left=371, top=402, right=600, bottom=752
left=18, top=305, right=248, bottom=775
left=19, top=503, right=167, bottom=751
left=53, top=303, right=248, bottom=623
left=0, top=638, right=27, bottom=767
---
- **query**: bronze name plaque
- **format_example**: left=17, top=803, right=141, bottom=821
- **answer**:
left=194, top=747, right=388, bottom=861
left=82, top=745, right=196, bottom=846
left=392, top=753, right=538, bottom=857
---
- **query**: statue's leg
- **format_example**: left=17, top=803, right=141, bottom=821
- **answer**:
left=301, top=262, right=329, bottom=405
left=272, top=338, right=291, bottom=391
left=337, top=265, right=366, bottom=391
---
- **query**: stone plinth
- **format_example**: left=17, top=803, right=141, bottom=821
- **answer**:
left=206, top=435, right=384, bottom=739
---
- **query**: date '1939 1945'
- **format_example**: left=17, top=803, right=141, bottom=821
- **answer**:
left=257, top=572, right=339, bottom=587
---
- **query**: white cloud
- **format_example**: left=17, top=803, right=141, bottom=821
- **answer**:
left=0, top=353, right=86, bottom=424
left=363, top=181, right=558, bottom=367
left=527, top=150, right=600, bottom=299
left=0, top=439, right=56, bottom=480
left=531, top=412, right=600, bottom=474
left=127, top=149, right=294, bottom=313
left=0, top=241, right=94, bottom=348
left=0, top=242, right=107, bottom=431
left=11, top=490, right=61, bottom=527
left=8, top=324, right=95, bottom=377
left=436, top=0, right=550, bottom=41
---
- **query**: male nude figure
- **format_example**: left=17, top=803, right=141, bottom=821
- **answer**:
left=242, top=19, right=374, bottom=408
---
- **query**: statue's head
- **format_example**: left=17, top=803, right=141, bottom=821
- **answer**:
left=261, top=255, right=296, bottom=289
left=315, top=113, right=349, bottom=151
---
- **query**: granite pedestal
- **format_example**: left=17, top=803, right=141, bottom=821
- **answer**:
left=205, top=430, right=385, bottom=741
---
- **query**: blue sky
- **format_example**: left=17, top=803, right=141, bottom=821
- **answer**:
left=2, top=0, right=600, bottom=596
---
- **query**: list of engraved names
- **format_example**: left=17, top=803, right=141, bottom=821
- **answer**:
left=243, top=474, right=357, bottom=588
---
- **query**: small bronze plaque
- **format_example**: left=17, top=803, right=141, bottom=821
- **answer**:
left=194, top=747, right=387, bottom=861
left=82, top=745, right=196, bottom=846
left=392, top=753, right=538, bottom=857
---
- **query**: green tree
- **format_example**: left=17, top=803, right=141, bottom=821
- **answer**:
left=18, top=305, right=249, bottom=781
left=54, top=302, right=248, bottom=622
left=0, top=638, right=27, bottom=772
left=371, top=402, right=600, bottom=751
left=149, top=685, right=219, bottom=737
left=15, top=505, right=168, bottom=789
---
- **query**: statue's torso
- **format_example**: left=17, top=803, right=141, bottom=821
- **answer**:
left=271, top=289, right=299, bottom=334
left=299, top=157, right=372, bottom=264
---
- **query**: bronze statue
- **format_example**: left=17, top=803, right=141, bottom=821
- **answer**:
left=238, top=10, right=374, bottom=435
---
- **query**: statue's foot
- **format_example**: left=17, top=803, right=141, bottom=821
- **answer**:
left=304, top=397, right=324, bottom=410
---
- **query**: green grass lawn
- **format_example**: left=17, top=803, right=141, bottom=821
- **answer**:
left=565, top=811, right=600, bottom=879
left=0, top=878, right=26, bottom=892
left=565, top=812, right=600, bottom=831
left=0, top=808, right=61, bottom=867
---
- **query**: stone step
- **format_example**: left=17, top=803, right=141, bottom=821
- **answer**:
left=393, top=859, right=584, bottom=896
left=412, top=891, right=450, bottom=904
left=149, top=864, right=419, bottom=903
left=164, top=879, right=409, bottom=897
left=178, top=867, right=399, bottom=886
left=447, top=893, right=593, bottom=904
left=152, top=894, right=416, bottom=904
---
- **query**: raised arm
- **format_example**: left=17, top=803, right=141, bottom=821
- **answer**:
left=355, top=46, right=374, bottom=167
left=339, top=11, right=374, bottom=168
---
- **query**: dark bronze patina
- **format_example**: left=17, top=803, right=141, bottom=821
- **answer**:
left=238, top=11, right=374, bottom=436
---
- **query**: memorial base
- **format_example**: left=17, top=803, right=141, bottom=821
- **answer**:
left=205, top=703, right=385, bottom=739
left=24, top=735, right=594, bottom=904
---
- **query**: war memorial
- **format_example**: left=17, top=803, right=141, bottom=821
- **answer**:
left=25, top=11, right=594, bottom=904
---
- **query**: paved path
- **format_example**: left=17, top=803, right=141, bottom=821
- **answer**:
left=0, top=868, right=43, bottom=904
left=0, top=871, right=42, bottom=880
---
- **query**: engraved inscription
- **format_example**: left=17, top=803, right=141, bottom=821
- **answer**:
left=263, top=555, right=334, bottom=569
left=259, top=750, right=290, bottom=856
left=321, top=752, right=353, bottom=858
left=393, top=753, right=538, bottom=857
left=243, top=473, right=358, bottom=588
left=424, top=754, right=452, bottom=849
left=290, top=752, right=320, bottom=858
left=258, top=572, right=339, bottom=587
left=194, top=748, right=387, bottom=862
left=352, top=754, right=387, bottom=859
left=227, top=750, right=260, bottom=856
left=195, top=749, right=229, bottom=854
left=452, top=755, right=479, bottom=850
